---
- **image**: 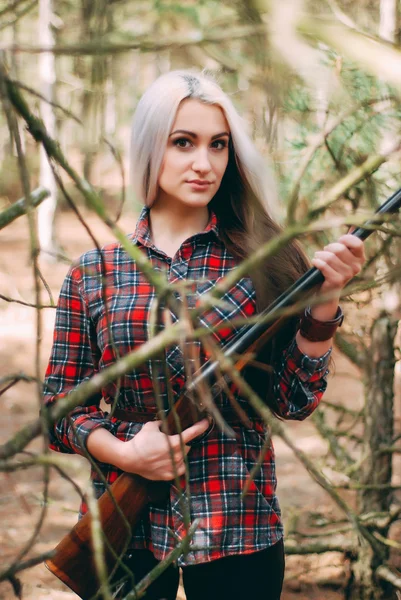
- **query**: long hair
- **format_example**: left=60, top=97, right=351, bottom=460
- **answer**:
left=130, top=69, right=310, bottom=414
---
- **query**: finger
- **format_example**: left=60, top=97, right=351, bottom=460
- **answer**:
left=318, top=246, right=364, bottom=276
left=336, top=234, right=366, bottom=257
left=321, top=243, right=357, bottom=264
left=321, top=240, right=365, bottom=270
left=311, top=257, right=348, bottom=288
left=314, top=251, right=356, bottom=279
left=179, top=418, right=210, bottom=444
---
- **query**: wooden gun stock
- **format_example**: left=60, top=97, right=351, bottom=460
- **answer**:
left=45, top=395, right=204, bottom=599
left=45, top=472, right=150, bottom=598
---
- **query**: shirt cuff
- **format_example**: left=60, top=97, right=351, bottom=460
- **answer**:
left=69, top=414, right=115, bottom=456
left=283, top=338, right=332, bottom=383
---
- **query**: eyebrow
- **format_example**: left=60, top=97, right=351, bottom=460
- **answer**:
left=169, top=129, right=230, bottom=140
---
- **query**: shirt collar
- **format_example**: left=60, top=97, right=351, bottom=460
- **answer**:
left=131, top=206, right=220, bottom=248
left=131, top=206, right=153, bottom=247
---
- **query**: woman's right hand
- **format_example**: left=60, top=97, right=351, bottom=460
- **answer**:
left=118, top=418, right=210, bottom=481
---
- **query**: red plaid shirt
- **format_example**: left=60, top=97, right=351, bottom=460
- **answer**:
left=44, top=207, right=331, bottom=566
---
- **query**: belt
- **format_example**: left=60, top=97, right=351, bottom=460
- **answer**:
left=112, top=408, right=159, bottom=423
left=112, top=406, right=258, bottom=428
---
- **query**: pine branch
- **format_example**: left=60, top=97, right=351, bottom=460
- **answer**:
left=286, top=99, right=396, bottom=224
left=298, top=17, right=401, bottom=98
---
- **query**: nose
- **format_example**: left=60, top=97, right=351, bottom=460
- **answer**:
left=192, top=147, right=212, bottom=174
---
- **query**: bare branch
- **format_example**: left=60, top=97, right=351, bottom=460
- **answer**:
left=376, top=565, right=401, bottom=590
left=0, top=0, right=35, bottom=18
left=0, top=551, right=55, bottom=581
left=0, top=24, right=266, bottom=56
left=0, top=0, right=37, bottom=32
left=285, top=536, right=357, bottom=555
left=0, top=293, right=55, bottom=309
left=86, top=483, right=113, bottom=600
left=125, top=520, right=200, bottom=600
left=0, top=187, right=49, bottom=230
left=0, top=320, right=186, bottom=460
left=334, top=331, right=366, bottom=368
left=310, top=144, right=401, bottom=218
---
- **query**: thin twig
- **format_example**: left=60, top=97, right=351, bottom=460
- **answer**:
left=86, top=482, right=113, bottom=600
left=124, top=520, right=200, bottom=600
left=0, top=551, right=56, bottom=581
left=0, top=293, right=55, bottom=309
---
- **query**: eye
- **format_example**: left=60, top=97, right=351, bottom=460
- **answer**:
left=211, top=140, right=227, bottom=150
left=173, top=137, right=192, bottom=148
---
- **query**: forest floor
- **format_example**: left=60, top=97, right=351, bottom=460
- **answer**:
left=0, top=208, right=400, bottom=600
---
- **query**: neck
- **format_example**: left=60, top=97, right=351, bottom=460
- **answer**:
left=149, top=200, right=209, bottom=257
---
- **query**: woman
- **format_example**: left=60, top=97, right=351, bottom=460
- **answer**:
left=44, top=69, right=365, bottom=600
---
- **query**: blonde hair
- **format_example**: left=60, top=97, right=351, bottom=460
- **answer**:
left=130, top=69, right=277, bottom=217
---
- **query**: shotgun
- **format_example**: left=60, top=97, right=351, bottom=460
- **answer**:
left=45, top=188, right=401, bottom=599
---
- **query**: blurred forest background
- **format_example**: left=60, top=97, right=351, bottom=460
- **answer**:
left=0, top=0, right=401, bottom=599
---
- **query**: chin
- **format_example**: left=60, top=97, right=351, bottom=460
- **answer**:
left=187, top=199, right=212, bottom=208
left=179, top=195, right=212, bottom=207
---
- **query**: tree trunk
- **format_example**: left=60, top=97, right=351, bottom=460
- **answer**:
left=38, top=0, right=59, bottom=260
left=80, top=0, right=110, bottom=183
left=360, top=316, right=396, bottom=515
left=378, top=0, right=401, bottom=316
left=346, top=314, right=398, bottom=600
left=379, top=0, right=397, bottom=43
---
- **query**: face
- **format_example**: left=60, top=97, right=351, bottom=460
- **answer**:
left=156, top=99, right=230, bottom=211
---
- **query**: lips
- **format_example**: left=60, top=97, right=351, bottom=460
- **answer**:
left=187, top=180, right=211, bottom=185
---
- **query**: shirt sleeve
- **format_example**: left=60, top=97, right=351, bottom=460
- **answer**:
left=273, top=337, right=331, bottom=420
left=43, top=263, right=115, bottom=455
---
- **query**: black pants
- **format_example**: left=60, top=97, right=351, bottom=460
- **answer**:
left=113, top=539, right=285, bottom=600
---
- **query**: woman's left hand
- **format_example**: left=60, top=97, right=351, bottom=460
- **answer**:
left=311, top=233, right=366, bottom=299
left=296, top=233, right=366, bottom=352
